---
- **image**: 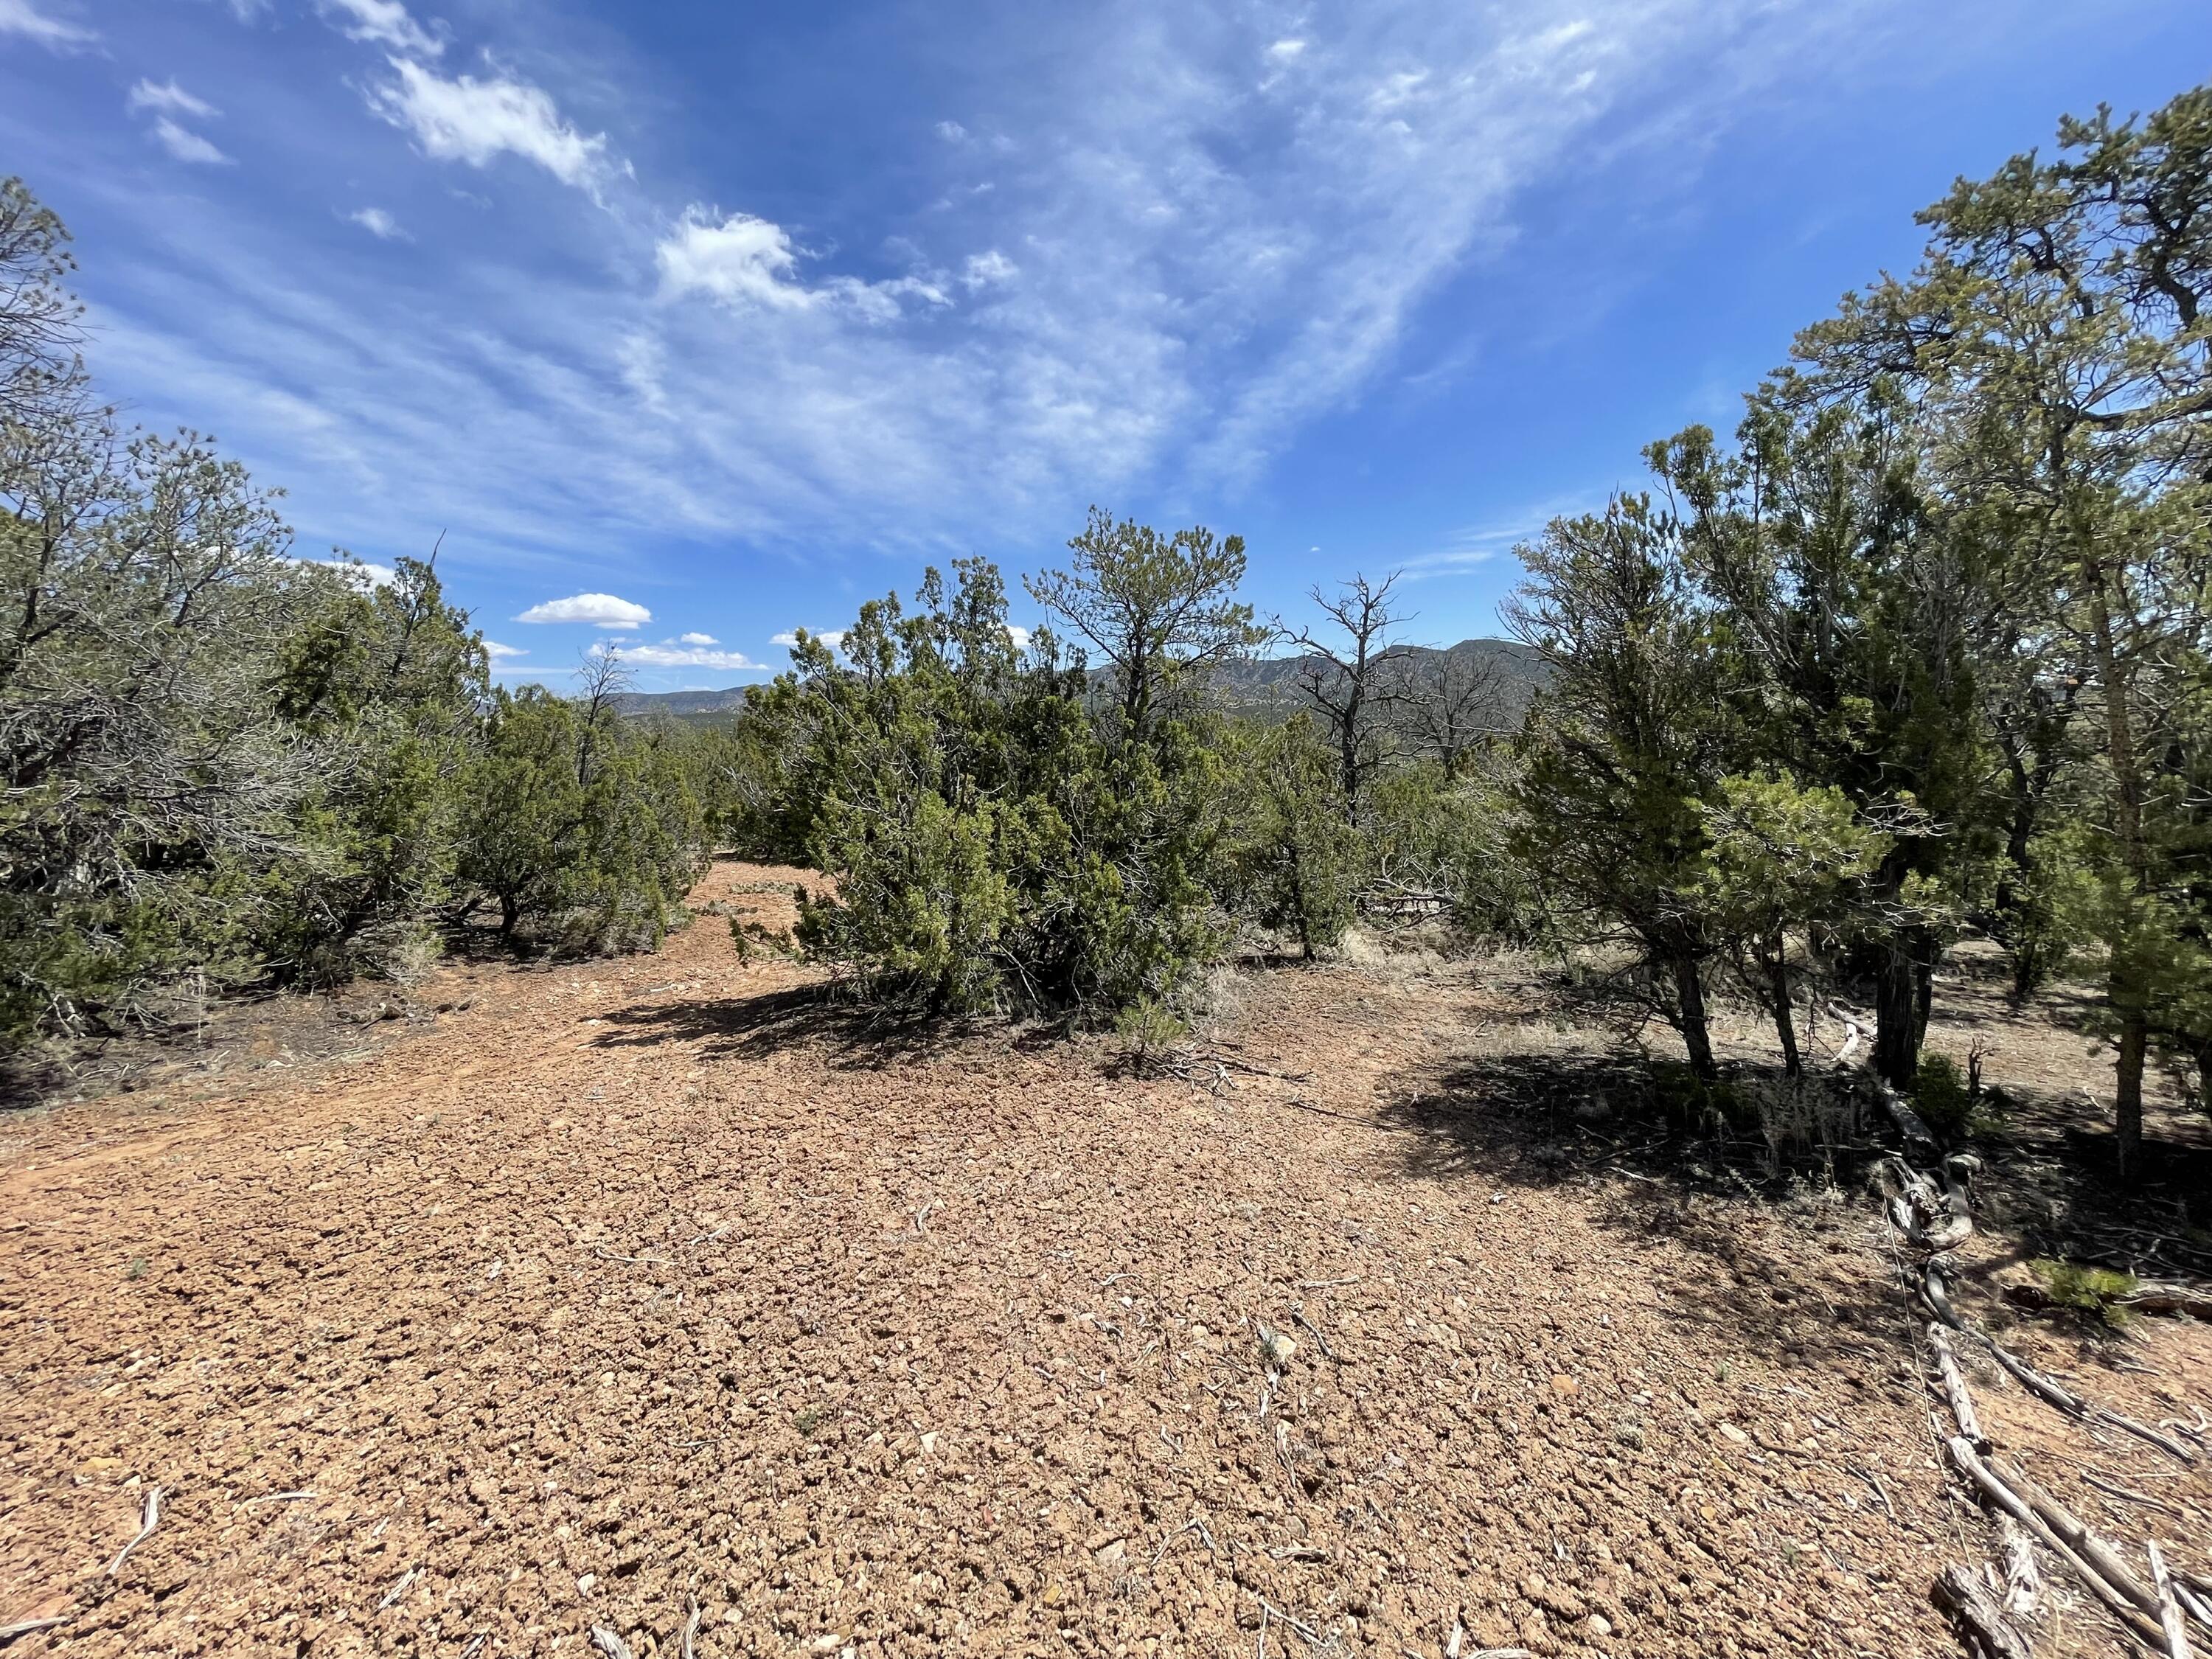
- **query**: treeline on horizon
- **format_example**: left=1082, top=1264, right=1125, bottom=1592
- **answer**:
left=6, top=81, right=2211, bottom=1184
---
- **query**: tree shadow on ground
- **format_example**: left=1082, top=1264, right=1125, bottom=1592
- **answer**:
left=1374, top=1052, right=1928, bottom=1375
left=587, top=981, right=1023, bottom=1070
left=1967, top=1084, right=2212, bottom=1281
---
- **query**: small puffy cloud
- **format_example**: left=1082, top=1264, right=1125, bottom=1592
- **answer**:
left=1006, top=624, right=1031, bottom=650
left=368, top=58, right=619, bottom=195
left=319, top=0, right=440, bottom=57
left=935, top=119, right=967, bottom=142
left=306, top=556, right=397, bottom=589
left=150, top=116, right=230, bottom=164
left=677, top=631, right=717, bottom=645
left=349, top=206, right=408, bottom=240
left=515, top=592, right=651, bottom=629
left=482, top=639, right=527, bottom=659
left=657, top=209, right=950, bottom=320
left=961, top=249, right=1018, bottom=289
left=657, top=210, right=813, bottom=310
left=1265, top=38, right=1306, bottom=62
left=607, top=643, right=764, bottom=671
left=128, top=77, right=218, bottom=119
left=771, top=628, right=846, bottom=652
left=0, top=0, right=94, bottom=47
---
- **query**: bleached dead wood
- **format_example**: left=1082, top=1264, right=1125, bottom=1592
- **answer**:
left=589, top=1630, right=637, bottom=1659
left=1932, top=1562, right=2034, bottom=1659
left=2000, top=1460, right=2161, bottom=1613
left=2149, top=1540, right=2194, bottom=1659
left=106, top=1487, right=161, bottom=1577
left=0, top=1615, right=68, bottom=1643
left=2122, top=1283, right=2212, bottom=1321
left=1927, top=1322, right=1986, bottom=1449
left=1997, top=1514, right=2039, bottom=1618
left=2007, top=1279, right=2212, bottom=1321
left=1923, top=1263, right=2197, bottom=1465
left=2177, top=1581, right=2212, bottom=1640
left=1943, top=1437, right=2168, bottom=1648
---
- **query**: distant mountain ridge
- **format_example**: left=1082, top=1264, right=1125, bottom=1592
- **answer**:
left=612, top=637, right=1545, bottom=720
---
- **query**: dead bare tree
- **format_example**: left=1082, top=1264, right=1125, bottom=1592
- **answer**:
left=1279, top=571, right=1415, bottom=824
left=1390, top=644, right=1511, bottom=779
left=574, top=647, right=635, bottom=788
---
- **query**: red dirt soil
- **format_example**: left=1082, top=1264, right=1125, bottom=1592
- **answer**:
left=1, top=863, right=2205, bottom=1657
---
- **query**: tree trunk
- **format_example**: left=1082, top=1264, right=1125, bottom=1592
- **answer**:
left=1872, top=933, right=1927, bottom=1092
left=498, top=893, right=520, bottom=939
left=1673, top=952, right=1717, bottom=1079
left=2084, top=543, right=2150, bottom=1184
left=1763, top=934, right=1801, bottom=1078
left=2115, top=1011, right=2147, bottom=1185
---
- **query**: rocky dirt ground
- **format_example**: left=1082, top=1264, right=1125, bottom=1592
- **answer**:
left=1, top=861, right=2206, bottom=1658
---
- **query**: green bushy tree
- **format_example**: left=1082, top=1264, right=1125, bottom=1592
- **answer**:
left=1507, top=494, right=1738, bottom=1077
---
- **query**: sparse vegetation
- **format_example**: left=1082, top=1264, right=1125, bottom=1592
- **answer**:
left=2028, top=1258, right=2142, bottom=1329
left=8, top=83, right=2211, bottom=1192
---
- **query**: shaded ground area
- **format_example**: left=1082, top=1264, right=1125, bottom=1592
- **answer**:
left=1, top=865, right=2205, bottom=1658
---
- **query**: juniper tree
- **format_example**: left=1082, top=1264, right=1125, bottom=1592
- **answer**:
left=1507, top=494, right=1737, bottom=1078
left=1791, top=85, right=2212, bottom=1175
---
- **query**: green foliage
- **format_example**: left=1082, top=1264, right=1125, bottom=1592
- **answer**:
left=455, top=673, right=709, bottom=953
left=2029, top=1259, right=2140, bottom=1329
left=1506, top=493, right=1735, bottom=1075
left=1113, top=996, right=1189, bottom=1072
left=1228, top=717, right=1354, bottom=960
left=1360, top=759, right=1534, bottom=942
left=1910, top=1052, right=1973, bottom=1141
left=0, top=178, right=720, bottom=1051
left=1025, top=507, right=1267, bottom=739
left=748, top=554, right=1235, bottom=1019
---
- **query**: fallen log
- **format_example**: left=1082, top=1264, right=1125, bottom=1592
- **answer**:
left=1927, top=1321, right=1986, bottom=1450
left=1997, top=1514, right=2039, bottom=1618
left=1943, top=1437, right=2169, bottom=1649
left=2148, top=1540, right=2194, bottom=1659
left=1932, top=1563, right=2034, bottom=1659
left=1924, top=1264, right=2197, bottom=1466
left=2006, top=1279, right=2212, bottom=1321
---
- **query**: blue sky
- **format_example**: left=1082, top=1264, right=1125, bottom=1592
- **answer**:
left=3, top=0, right=2206, bottom=690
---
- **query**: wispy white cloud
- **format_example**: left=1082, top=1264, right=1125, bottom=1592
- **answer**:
left=935, top=119, right=967, bottom=142
left=80, top=0, right=1898, bottom=577
left=604, top=641, right=764, bottom=671
left=1402, top=494, right=1607, bottom=580
left=306, top=555, right=397, bottom=588
left=319, top=0, right=441, bottom=58
left=676, top=630, right=717, bottom=645
left=367, top=58, right=621, bottom=195
left=482, top=638, right=527, bottom=658
left=348, top=206, right=408, bottom=240
left=0, top=0, right=92, bottom=48
left=516, top=592, right=651, bottom=628
left=655, top=211, right=812, bottom=310
left=128, top=78, right=220, bottom=119
left=771, top=629, right=846, bottom=652
left=150, top=118, right=232, bottom=166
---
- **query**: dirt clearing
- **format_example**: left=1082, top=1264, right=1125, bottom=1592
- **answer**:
left=2, top=863, right=2205, bottom=1657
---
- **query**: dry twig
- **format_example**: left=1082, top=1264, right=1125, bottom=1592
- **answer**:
left=106, top=1487, right=161, bottom=1577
